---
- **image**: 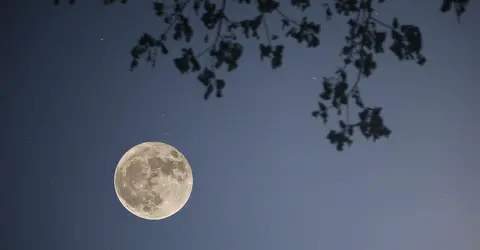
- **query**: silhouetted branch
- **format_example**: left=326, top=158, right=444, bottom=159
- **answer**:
left=370, top=16, right=394, bottom=30
left=262, top=16, right=272, bottom=46
left=195, top=0, right=227, bottom=58
left=56, top=0, right=469, bottom=150
left=275, top=9, right=300, bottom=26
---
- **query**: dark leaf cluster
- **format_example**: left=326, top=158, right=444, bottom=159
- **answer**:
left=440, top=0, right=470, bottom=22
left=311, top=0, right=437, bottom=150
left=56, top=0, right=470, bottom=151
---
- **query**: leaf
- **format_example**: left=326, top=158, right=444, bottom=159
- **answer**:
left=347, top=126, right=353, bottom=136
left=355, top=98, right=364, bottom=108
left=318, top=102, right=327, bottom=112
left=257, top=0, right=279, bottom=13
left=281, top=19, right=290, bottom=29
left=204, top=84, right=214, bottom=100
left=193, top=0, right=201, bottom=15
left=390, top=41, right=404, bottom=60
left=153, top=2, right=165, bottom=16
left=320, top=79, right=332, bottom=100
left=373, top=31, right=386, bottom=53
left=271, top=45, right=284, bottom=69
left=181, top=17, right=194, bottom=42
left=197, top=68, right=215, bottom=86
left=291, top=0, right=311, bottom=10
left=215, top=79, right=226, bottom=98
left=173, top=57, right=190, bottom=73
left=189, top=56, right=201, bottom=71
left=323, top=4, right=332, bottom=20
left=130, top=59, right=138, bottom=71
left=320, top=112, right=328, bottom=124
left=259, top=44, right=272, bottom=60
left=417, top=55, right=427, bottom=65
left=160, top=45, right=169, bottom=54
left=440, top=0, right=452, bottom=12
left=392, top=17, right=399, bottom=29
left=216, top=79, right=226, bottom=90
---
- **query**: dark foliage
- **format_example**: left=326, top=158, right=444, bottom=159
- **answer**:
left=54, top=0, right=470, bottom=151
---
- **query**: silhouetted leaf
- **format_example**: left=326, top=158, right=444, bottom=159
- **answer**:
left=392, top=17, right=399, bottom=29
left=174, top=57, right=190, bottom=73
left=154, top=2, right=164, bottom=16
left=189, top=56, right=201, bottom=72
left=193, top=0, right=201, bottom=15
left=216, top=79, right=226, bottom=90
left=215, top=79, right=226, bottom=98
left=197, top=68, right=215, bottom=86
left=257, top=0, right=279, bottom=13
left=291, top=0, right=311, bottom=11
left=130, top=59, right=138, bottom=71
left=373, top=31, right=386, bottom=53
left=417, top=55, right=427, bottom=65
left=323, top=3, right=333, bottom=20
left=271, top=45, right=284, bottom=68
left=259, top=44, right=272, bottom=60
left=318, top=102, right=327, bottom=112
left=347, top=126, right=353, bottom=136
left=440, top=0, right=452, bottom=12
left=204, top=84, right=214, bottom=99
left=320, top=112, right=328, bottom=124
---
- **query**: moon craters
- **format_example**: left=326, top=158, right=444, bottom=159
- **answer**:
left=114, top=142, right=193, bottom=220
left=115, top=158, right=163, bottom=212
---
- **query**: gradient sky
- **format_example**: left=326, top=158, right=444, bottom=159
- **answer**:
left=1, top=1, right=479, bottom=250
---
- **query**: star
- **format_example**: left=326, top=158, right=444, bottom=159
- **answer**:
left=100, top=37, right=104, bottom=41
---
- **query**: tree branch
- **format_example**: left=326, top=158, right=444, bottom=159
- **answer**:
left=275, top=9, right=300, bottom=26
left=194, top=0, right=227, bottom=59
left=369, top=16, right=395, bottom=30
left=150, top=0, right=192, bottom=66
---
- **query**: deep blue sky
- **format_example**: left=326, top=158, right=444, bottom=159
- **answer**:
left=1, top=1, right=479, bottom=250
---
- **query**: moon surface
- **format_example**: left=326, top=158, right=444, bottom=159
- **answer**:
left=114, top=142, right=193, bottom=220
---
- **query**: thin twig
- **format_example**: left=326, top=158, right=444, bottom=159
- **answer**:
left=370, top=16, right=396, bottom=31
left=275, top=9, right=300, bottom=26
left=262, top=15, right=272, bottom=46
left=213, top=0, right=227, bottom=48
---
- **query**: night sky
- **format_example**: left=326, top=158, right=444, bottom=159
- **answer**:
left=2, top=1, right=479, bottom=250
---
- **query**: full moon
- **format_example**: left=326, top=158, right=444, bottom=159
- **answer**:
left=114, top=142, right=193, bottom=220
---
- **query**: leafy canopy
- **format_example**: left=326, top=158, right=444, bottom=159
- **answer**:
left=54, top=0, right=470, bottom=151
